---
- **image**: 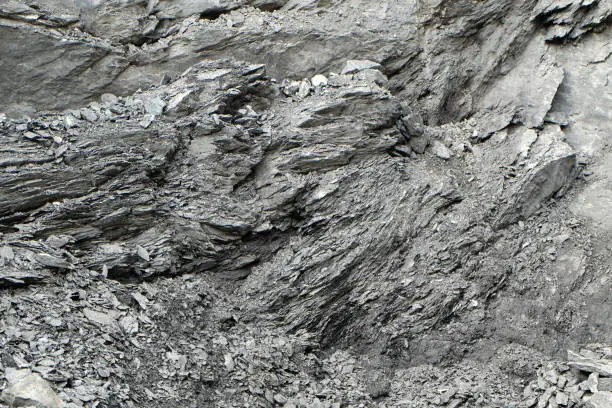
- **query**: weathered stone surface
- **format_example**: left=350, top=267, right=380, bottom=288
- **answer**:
left=0, top=0, right=610, bottom=407
left=568, top=351, right=612, bottom=377
left=341, top=59, right=383, bottom=75
left=587, top=392, right=612, bottom=408
left=496, top=126, right=576, bottom=228
left=0, top=20, right=127, bottom=116
left=1, top=368, right=63, bottom=408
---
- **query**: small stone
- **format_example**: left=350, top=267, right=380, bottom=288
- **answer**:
left=538, top=387, right=555, bottom=408
left=393, top=145, right=412, bottom=156
left=0, top=245, right=15, bottom=264
left=83, top=308, right=119, bottom=328
left=136, top=245, right=150, bottom=261
left=569, top=389, right=584, bottom=402
left=131, top=292, right=149, bottom=310
left=118, top=314, right=139, bottom=336
left=353, top=68, right=388, bottom=86
left=1, top=368, right=63, bottom=408
left=139, top=114, right=154, bottom=128
left=556, top=391, right=568, bottom=406
left=63, top=114, right=79, bottom=128
left=80, top=108, right=98, bottom=122
left=311, top=74, right=328, bottom=87
left=297, top=79, right=311, bottom=99
left=45, top=317, right=63, bottom=327
left=340, top=59, right=382, bottom=75
left=45, top=235, right=72, bottom=249
left=557, top=375, right=568, bottom=389
left=100, top=93, right=119, bottom=105
left=281, top=79, right=301, bottom=96
left=543, top=369, right=559, bottom=385
left=224, top=353, right=234, bottom=371
left=409, top=133, right=430, bottom=154
left=274, top=393, right=288, bottom=404
left=327, top=73, right=352, bottom=87
left=97, top=367, right=111, bottom=378
left=142, top=96, right=166, bottom=116
left=432, top=140, right=452, bottom=160
left=580, top=373, right=599, bottom=393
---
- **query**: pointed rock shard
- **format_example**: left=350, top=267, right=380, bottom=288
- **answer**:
left=33, top=253, right=74, bottom=269
left=137, top=245, right=150, bottom=261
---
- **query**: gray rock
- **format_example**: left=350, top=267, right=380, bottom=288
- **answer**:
left=408, top=133, right=430, bottom=154
left=1, top=368, right=63, bottom=408
left=142, top=96, right=166, bottom=116
left=311, top=74, right=328, bottom=87
left=497, top=130, right=576, bottom=228
left=555, top=391, right=568, bottom=406
left=568, top=351, right=612, bottom=377
left=340, top=59, right=382, bottom=75
left=432, top=140, right=452, bottom=160
left=33, top=253, right=74, bottom=269
left=587, top=392, right=612, bottom=408
left=353, top=69, right=388, bottom=86
left=598, top=378, right=612, bottom=392
left=0, top=1, right=611, bottom=408
left=0, top=21, right=127, bottom=116
left=296, top=79, right=311, bottom=99
left=581, top=373, right=599, bottom=393
left=80, top=108, right=98, bottom=122
left=100, top=93, right=119, bottom=105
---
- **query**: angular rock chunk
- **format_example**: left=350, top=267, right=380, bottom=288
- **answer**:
left=1, top=368, right=63, bottom=408
left=480, top=35, right=564, bottom=129
left=432, top=140, right=452, bottom=160
left=497, top=136, right=575, bottom=228
left=353, top=69, right=388, bottom=86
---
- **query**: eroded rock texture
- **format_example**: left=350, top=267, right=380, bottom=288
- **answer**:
left=0, top=0, right=611, bottom=407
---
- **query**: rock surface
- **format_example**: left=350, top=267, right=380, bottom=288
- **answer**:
left=1, top=369, right=63, bottom=408
left=0, top=0, right=611, bottom=407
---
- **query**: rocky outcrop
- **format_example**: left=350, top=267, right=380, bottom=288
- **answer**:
left=0, top=0, right=610, bottom=407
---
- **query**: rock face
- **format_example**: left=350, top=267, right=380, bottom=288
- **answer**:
left=0, top=0, right=611, bottom=407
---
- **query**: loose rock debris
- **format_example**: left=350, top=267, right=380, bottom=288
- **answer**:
left=1, top=0, right=611, bottom=407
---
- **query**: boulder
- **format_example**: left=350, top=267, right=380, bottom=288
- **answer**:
left=1, top=368, right=63, bottom=408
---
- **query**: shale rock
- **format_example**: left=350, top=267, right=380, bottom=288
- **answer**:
left=0, top=0, right=610, bottom=407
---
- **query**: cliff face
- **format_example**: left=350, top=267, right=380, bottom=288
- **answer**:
left=0, top=1, right=611, bottom=407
